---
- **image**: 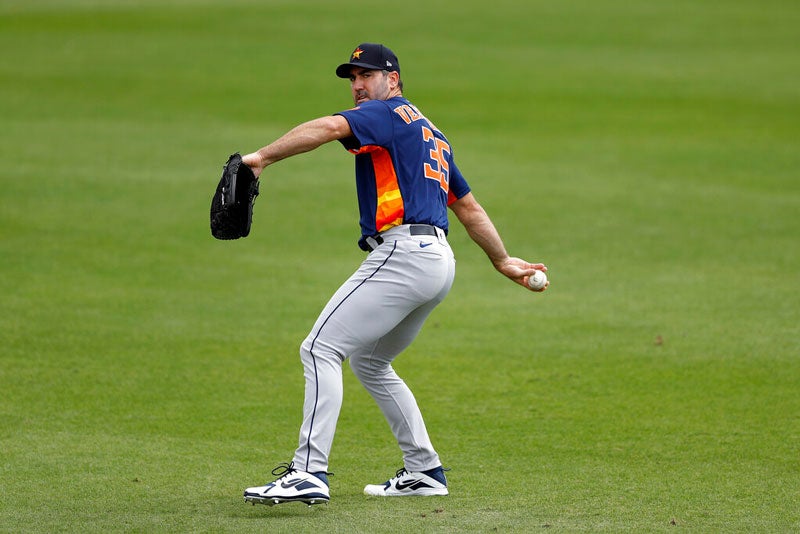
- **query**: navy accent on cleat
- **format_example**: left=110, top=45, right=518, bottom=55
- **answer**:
left=364, top=466, right=449, bottom=497
left=244, top=462, right=331, bottom=506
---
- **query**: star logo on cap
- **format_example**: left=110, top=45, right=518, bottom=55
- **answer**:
left=351, top=47, right=364, bottom=60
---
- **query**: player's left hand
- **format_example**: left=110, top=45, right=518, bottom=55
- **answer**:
left=495, top=257, right=549, bottom=292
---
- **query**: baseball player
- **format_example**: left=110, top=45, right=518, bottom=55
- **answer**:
left=242, top=43, right=548, bottom=506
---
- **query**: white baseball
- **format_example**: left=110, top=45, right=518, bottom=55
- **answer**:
left=527, top=270, right=547, bottom=290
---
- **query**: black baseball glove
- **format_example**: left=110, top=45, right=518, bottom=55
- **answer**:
left=210, top=152, right=260, bottom=240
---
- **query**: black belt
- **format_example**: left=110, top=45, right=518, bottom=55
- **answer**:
left=409, top=224, right=438, bottom=237
left=366, top=224, right=439, bottom=251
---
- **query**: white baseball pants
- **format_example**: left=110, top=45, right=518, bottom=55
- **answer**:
left=291, top=225, right=455, bottom=474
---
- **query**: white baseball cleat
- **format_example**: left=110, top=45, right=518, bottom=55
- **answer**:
left=244, top=462, right=330, bottom=506
left=364, top=466, right=449, bottom=497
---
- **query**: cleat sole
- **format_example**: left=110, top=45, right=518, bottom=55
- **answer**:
left=244, top=494, right=329, bottom=507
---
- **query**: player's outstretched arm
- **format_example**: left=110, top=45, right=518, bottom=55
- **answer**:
left=242, top=115, right=352, bottom=177
left=449, top=192, right=548, bottom=292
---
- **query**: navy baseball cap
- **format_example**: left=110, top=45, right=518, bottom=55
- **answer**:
left=336, top=43, right=400, bottom=78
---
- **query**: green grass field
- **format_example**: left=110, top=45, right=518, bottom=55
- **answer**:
left=1, top=0, right=798, bottom=531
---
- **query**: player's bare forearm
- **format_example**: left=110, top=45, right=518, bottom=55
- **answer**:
left=450, top=193, right=509, bottom=266
left=450, top=192, right=548, bottom=291
left=242, top=115, right=352, bottom=177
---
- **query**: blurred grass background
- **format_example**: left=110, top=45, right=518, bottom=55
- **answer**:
left=1, top=0, right=798, bottom=531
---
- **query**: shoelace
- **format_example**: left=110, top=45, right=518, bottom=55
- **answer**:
left=268, top=461, right=334, bottom=482
left=270, top=462, right=297, bottom=480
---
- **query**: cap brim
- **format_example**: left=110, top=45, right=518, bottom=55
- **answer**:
left=336, top=61, right=383, bottom=78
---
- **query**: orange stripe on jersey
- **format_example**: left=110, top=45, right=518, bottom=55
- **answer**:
left=447, top=188, right=459, bottom=206
left=354, top=145, right=404, bottom=232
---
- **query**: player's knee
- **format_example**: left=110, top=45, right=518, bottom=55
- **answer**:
left=348, top=354, right=368, bottom=380
left=349, top=354, right=388, bottom=382
left=300, top=336, right=345, bottom=364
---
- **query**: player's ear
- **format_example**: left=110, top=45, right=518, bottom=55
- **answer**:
left=387, top=71, right=400, bottom=90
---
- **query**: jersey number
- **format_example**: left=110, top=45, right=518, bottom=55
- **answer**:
left=421, top=125, right=450, bottom=193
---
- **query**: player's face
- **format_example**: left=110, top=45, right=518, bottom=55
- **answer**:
left=349, top=68, right=392, bottom=105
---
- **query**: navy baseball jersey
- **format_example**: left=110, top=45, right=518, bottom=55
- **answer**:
left=335, top=97, right=471, bottom=250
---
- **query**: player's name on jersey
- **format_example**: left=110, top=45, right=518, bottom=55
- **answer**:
left=393, top=103, right=427, bottom=125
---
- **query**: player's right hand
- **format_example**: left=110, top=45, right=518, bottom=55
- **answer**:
left=496, top=258, right=549, bottom=292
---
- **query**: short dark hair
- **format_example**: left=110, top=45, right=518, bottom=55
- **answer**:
left=382, top=70, right=404, bottom=92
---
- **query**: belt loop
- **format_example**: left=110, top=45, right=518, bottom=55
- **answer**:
left=365, top=235, right=383, bottom=251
